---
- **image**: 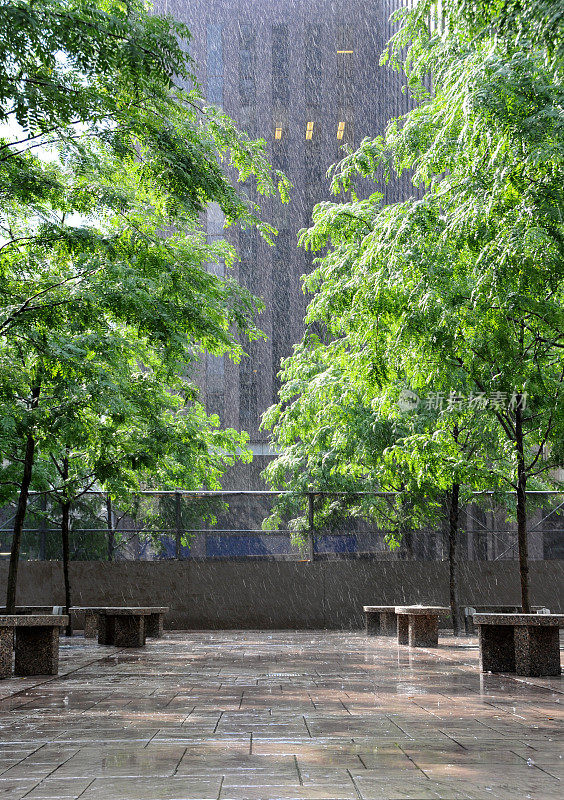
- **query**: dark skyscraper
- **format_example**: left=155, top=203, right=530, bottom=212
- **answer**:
left=156, top=1, right=413, bottom=486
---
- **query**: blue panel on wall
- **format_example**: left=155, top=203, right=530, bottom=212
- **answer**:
left=315, top=535, right=358, bottom=554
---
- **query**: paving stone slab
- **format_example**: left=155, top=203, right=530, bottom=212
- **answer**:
left=0, top=630, right=561, bottom=799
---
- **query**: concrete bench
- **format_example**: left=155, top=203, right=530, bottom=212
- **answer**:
left=71, top=606, right=168, bottom=641
left=72, top=607, right=104, bottom=638
left=461, top=605, right=549, bottom=635
left=0, top=606, right=64, bottom=615
left=143, top=607, right=168, bottom=639
left=362, top=606, right=398, bottom=636
left=0, top=614, right=68, bottom=678
left=98, top=608, right=147, bottom=647
left=473, top=613, right=564, bottom=677
left=395, top=606, right=450, bottom=648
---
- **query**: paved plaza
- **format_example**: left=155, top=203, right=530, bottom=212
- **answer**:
left=0, top=630, right=562, bottom=799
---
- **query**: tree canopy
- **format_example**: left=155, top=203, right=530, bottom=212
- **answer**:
left=0, top=0, right=289, bottom=610
left=262, top=0, right=564, bottom=610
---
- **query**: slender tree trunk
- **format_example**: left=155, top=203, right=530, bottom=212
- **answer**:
left=5, top=382, right=41, bottom=613
left=61, top=501, right=72, bottom=635
left=307, top=491, right=315, bottom=562
left=106, top=495, right=115, bottom=562
left=174, top=490, right=182, bottom=560
left=39, top=494, right=47, bottom=560
left=515, top=398, right=530, bottom=612
left=448, top=482, right=461, bottom=635
left=60, top=456, right=72, bottom=636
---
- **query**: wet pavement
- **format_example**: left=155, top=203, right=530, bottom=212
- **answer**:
left=0, top=630, right=561, bottom=799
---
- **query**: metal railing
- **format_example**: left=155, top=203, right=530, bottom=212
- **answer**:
left=0, top=489, right=562, bottom=562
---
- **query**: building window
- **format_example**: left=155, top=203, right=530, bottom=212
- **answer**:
left=272, top=139, right=289, bottom=173
left=239, top=23, right=256, bottom=106
left=271, top=230, right=292, bottom=403
left=272, top=24, right=289, bottom=105
left=305, top=24, right=322, bottom=107
left=336, top=23, right=354, bottom=112
left=207, top=202, right=225, bottom=277
left=238, top=228, right=257, bottom=289
left=239, top=347, right=258, bottom=430
left=207, top=24, right=223, bottom=106
left=305, top=132, right=323, bottom=207
left=206, top=352, right=225, bottom=423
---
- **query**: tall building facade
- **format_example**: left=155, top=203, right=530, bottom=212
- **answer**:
left=157, top=0, right=413, bottom=487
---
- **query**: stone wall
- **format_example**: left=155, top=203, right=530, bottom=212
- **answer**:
left=1, top=560, right=562, bottom=629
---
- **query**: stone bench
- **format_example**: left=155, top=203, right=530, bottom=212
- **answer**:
left=0, top=606, right=64, bottom=615
left=143, top=607, right=168, bottom=639
left=362, top=606, right=398, bottom=636
left=395, top=606, right=450, bottom=648
left=461, top=605, right=549, bottom=635
left=473, top=613, right=564, bottom=677
left=70, top=607, right=168, bottom=641
left=0, top=615, right=68, bottom=678
left=98, top=608, right=147, bottom=648
left=72, top=607, right=104, bottom=638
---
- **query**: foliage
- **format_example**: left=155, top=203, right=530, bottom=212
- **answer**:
left=0, top=1, right=289, bottom=602
left=10, top=494, right=108, bottom=560
left=262, top=0, right=564, bottom=591
left=135, top=492, right=227, bottom=557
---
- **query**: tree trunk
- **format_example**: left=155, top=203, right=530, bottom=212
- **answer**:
left=106, top=495, right=115, bottom=562
left=448, top=483, right=461, bottom=635
left=307, top=491, right=315, bottom=562
left=515, top=398, right=530, bottom=612
left=39, top=494, right=47, bottom=560
left=5, top=382, right=41, bottom=613
left=174, top=491, right=182, bottom=559
left=61, top=456, right=72, bottom=636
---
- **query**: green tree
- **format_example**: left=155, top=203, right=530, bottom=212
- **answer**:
left=381, top=406, right=507, bottom=632
left=0, top=0, right=289, bottom=611
left=261, top=329, right=444, bottom=555
left=263, top=0, right=563, bottom=611
left=379, top=0, right=564, bottom=611
left=262, top=332, right=500, bottom=632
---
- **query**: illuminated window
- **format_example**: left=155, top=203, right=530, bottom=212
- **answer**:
left=337, top=121, right=345, bottom=139
left=336, top=50, right=353, bottom=54
left=305, top=121, right=314, bottom=140
left=275, top=127, right=283, bottom=139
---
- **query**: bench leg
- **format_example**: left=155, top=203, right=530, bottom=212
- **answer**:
left=0, top=627, right=13, bottom=679
left=14, top=627, right=60, bottom=676
left=83, top=611, right=99, bottom=639
left=145, top=613, right=163, bottom=639
left=365, top=611, right=380, bottom=636
left=478, top=624, right=515, bottom=673
left=408, top=614, right=439, bottom=647
left=397, top=614, right=409, bottom=645
left=514, top=626, right=561, bottom=677
left=381, top=611, right=397, bottom=636
left=114, top=616, right=145, bottom=648
left=98, top=614, right=115, bottom=645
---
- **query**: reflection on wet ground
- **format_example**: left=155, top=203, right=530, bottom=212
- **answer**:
left=0, top=630, right=561, bottom=799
